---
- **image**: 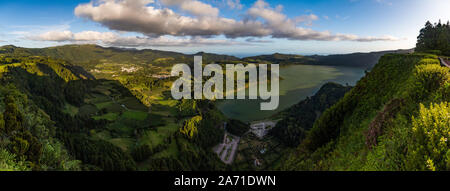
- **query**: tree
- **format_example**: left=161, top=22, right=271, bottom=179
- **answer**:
left=416, top=20, right=450, bottom=56
left=3, top=96, right=23, bottom=134
left=180, top=115, right=202, bottom=138
left=0, top=114, right=4, bottom=133
left=177, top=99, right=198, bottom=117
left=9, top=137, right=29, bottom=157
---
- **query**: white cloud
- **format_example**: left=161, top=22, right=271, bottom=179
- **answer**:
left=27, top=30, right=247, bottom=47
left=295, top=14, right=319, bottom=26
left=8, top=24, right=71, bottom=38
left=160, top=0, right=219, bottom=17
left=70, top=0, right=401, bottom=43
left=226, top=0, right=243, bottom=10
left=353, top=35, right=400, bottom=42
left=28, top=31, right=73, bottom=42
left=74, top=0, right=270, bottom=38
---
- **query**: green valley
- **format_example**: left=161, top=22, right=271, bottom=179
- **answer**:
left=0, top=54, right=228, bottom=171
left=0, top=20, right=449, bottom=171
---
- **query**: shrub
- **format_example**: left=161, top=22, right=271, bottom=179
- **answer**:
left=433, top=82, right=450, bottom=101
left=0, top=149, right=30, bottom=171
left=0, top=114, right=4, bottom=133
left=180, top=115, right=202, bottom=138
left=413, top=63, right=449, bottom=100
left=177, top=99, right=198, bottom=117
left=39, top=140, right=81, bottom=171
left=423, top=50, right=442, bottom=55
left=408, top=103, right=450, bottom=171
left=417, top=58, right=440, bottom=65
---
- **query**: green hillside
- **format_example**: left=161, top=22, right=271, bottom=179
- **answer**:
left=1, top=19, right=448, bottom=171
left=309, top=49, right=414, bottom=69
left=243, top=53, right=314, bottom=65
left=0, top=44, right=239, bottom=76
left=243, top=49, right=414, bottom=69
left=0, top=55, right=229, bottom=171
left=1, top=44, right=413, bottom=74
left=271, top=82, right=353, bottom=147
left=0, top=45, right=242, bottom=107
left=282, top=53, right=450, bottom=171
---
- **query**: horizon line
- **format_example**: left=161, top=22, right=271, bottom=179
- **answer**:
left=0, top=43, right=416, bottom=58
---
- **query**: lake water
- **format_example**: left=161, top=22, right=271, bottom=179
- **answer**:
left=216, top=64, right=365, bottom=122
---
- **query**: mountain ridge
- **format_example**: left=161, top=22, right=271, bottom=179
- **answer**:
left=1, top=44, right=413, bottom=70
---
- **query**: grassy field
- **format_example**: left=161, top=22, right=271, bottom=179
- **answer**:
left=95, top=101, right=112, bottom=110
left=122, top=111, right=148, bottom=121
left=151, top=140, right=179, bottom=159
left=92, top=113, right=119, bottom=121
left=78, top=104, right=99, bottom=116
left=108, top=138, right=135, bottom=152
left=85, top=93, right=110, bottom=103
left=137, top=117, right=179, bottom=148
left=118, top=97, right=148, bottom=111
left=65, top=78, right=211, bottom=170
left=63, top=103, right=79, bottom=116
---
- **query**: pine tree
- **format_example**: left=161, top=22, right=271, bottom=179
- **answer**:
left=416, top=20, right=450, bottom=56
left=0, top=114, right=4, bottom=135
left=3, top=96, right=23, bottom=134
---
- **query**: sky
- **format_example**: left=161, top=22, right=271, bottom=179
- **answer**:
left=0, top=0, right=449, bottom=57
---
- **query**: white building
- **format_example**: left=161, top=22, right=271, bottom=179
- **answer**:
left=251, top=124, right=268, bottom=138
left=250, top=121, right=276, bottom=139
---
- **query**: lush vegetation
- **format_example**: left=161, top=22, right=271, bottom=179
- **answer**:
left=281, top=53, right=450, bottom=171
left=271, top=82, right=352, bottom=147
left=0, top=53, right=227, bottom=171
left=0, top=84, right=81, bottom=171
left=243, top=53, right=314, bottom=65
left=409, top=103, right=450, bottom=170
left=2, top=22, right=449, bottom=171
left=226, top=119, right=250, bottom=137
left=416, top=20, right=450, bottom=56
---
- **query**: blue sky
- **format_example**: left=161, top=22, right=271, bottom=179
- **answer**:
left=0, top=0, right=449, bottom=57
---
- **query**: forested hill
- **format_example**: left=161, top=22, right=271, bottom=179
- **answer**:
left=308, top=49, right=414, bottom=69
left=0, top=55, right=227, bottom=171
left=270, top=82, right=353, bottom=147
left=0, top=45, right=240, bottom=70
left=282, top=53, right=450, bottom=171
left=243, top=53, right=314, bottom=65
left=0, top=55, right=96, bottom=170
left=243, top=49, right=413, bottom=69
left=1, top=45, right=413, bottom=72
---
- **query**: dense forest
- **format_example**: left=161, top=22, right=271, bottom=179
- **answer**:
left=270, top=83, right=353, bottom=147
left=0, top=55, right=228, bottom=171
left=416, top=20, right=450, bottom=56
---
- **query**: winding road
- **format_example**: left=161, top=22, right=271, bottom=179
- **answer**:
left=439, top=57, right=450, bottom=68
left=213, top=132, right=240, bottom=164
